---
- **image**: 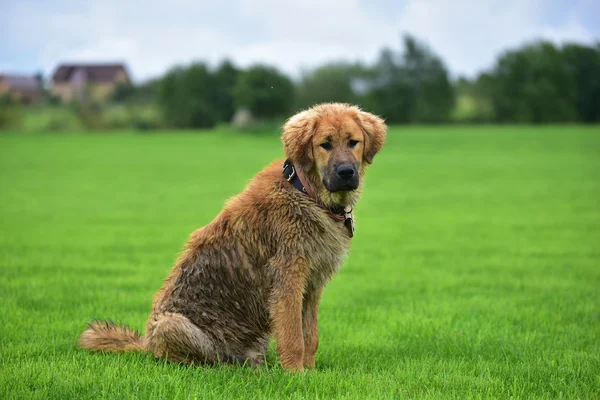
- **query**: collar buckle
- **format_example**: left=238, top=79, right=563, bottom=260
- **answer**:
left=283, top=160, right=296, bottom=182
left=285, top=165, right=295, bottom=182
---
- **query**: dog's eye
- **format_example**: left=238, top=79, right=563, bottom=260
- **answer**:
left=320, top=142, right=333, bottom=151
left=348, top=139, right=359, bottom=148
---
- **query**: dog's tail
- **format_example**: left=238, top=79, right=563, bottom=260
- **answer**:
left=79, top=320, right=145, bottom=353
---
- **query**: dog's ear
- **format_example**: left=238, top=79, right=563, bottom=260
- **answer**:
left=355, top=110, right=387, bottom=164
left=281, top=110, right=319, bottom=170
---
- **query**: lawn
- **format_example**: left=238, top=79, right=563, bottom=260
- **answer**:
left=1, top=126, right=599, bottom=399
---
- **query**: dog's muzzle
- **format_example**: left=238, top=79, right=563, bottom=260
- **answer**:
left=325, top=163, right=359, bottom=192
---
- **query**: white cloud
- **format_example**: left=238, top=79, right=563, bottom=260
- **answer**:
left=1, top=0, right=598, bottom=80
left=395, top=0, right=597, bottom=76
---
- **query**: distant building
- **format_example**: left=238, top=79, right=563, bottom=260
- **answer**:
left=51, top=63, right=131, bottom=102
left=0, top=74, right=43, bottom=103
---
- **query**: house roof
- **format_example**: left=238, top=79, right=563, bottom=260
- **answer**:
left=52, top=63, right=130, bottom=83
left=0, top=74, right=41, bottom=91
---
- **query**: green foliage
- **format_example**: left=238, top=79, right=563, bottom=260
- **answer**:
left=366, top=35, right=455, bottom=124
left=462, top=40, right=600, bottom=123
left=1, top=127, right=599, bottom=398
left=561, top=43, right=600, bottom=122
left=157, top=63, right=220, bottom=129
left=366, top=48, right=415, bottom=123
left=72, top=102, right=106, bottom=130
left=130, top=105, right=164, bottom=132
left=0, top=95, right=23, bottom=130
left=452, top=74, right=496, bottom=123
left=491, top=42, right=578, bottom=123
left=132, top=78, right=161, bottom=104
left=45, top=94, right=62, bottom=106
left=212, top=60, right=240, bottom=122
left=152, top=61, right=239, bottom=128
left=233, top=65, right=295, bottom=118
left=22, top=105, right=80, bottom=132
left=112, top=83, right=137, bottom=103
left=13, top=104, right=163, bottom=133
left=295, top=63, right=362, bottom=110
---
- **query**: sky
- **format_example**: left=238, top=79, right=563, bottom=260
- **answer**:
left=1, top=0, right=599, bottom=82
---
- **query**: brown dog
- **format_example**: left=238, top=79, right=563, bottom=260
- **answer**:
left=79, top=103, right=387, bottom=372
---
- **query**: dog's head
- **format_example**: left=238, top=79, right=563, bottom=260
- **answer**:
left=282, top=103, right=387, bottom=207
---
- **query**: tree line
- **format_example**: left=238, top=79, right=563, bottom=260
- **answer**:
left=129, top=34, right=598, bottom=127
left=3, top=34, right=599, bottom=131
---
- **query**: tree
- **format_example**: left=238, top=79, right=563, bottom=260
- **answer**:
left=212, top=60, right=240, bottom=122
left=233, top=65, right=294, bottom=119
left=366, top=48, right=413, bottom=123
left=405, top=36, right=455, bottom=123
left=156, top=63, right=219, bottom=128
left=561, top=43, right=600, bottom=122
left=294, top=63, right=362, bottom=110
left=452, top=74, right=496, bottom=123
left=367, top=35, right=454, bottom=124
left=490, top=41, right=578, bottom=123
left=112, top=83, right=136, bottom=103
left=133, top=78, right=160, bottom=104
left=0, top=94, right=23, bottom=130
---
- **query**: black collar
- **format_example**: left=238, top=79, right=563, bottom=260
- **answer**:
left=282, top=159, right=307, bottom=195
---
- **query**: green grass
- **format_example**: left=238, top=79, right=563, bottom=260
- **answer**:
left=1, top=126, right=599, bottom=399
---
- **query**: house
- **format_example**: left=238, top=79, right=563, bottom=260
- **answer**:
left=51, top=63, right=131, bottom=102
left=0, top=74, right=43, bottom=103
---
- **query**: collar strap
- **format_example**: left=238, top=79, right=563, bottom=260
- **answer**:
left=282, top=159, right=307, bottom=195
left=282, top=159, right=354, bottom=237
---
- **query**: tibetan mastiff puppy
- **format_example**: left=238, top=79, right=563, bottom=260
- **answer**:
left=79, top=103, right=387, bottom=372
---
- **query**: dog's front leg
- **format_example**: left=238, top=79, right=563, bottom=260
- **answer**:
left=302, top=287, right=322, bottom=368
left=270, top=256, right=307, bottom=373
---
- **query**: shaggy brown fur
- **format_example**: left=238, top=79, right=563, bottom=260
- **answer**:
left=79, top=103, right=387, bottom=372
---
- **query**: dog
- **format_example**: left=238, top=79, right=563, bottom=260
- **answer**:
left=79, top=103, right=387, bottom=372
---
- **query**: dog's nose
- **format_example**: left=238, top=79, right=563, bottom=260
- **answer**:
left=336, top=164, right=355, bottom=181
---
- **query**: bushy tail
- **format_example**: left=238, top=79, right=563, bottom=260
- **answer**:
left=79, top=320, right=145, bottom=353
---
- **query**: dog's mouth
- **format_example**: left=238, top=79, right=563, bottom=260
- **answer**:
left=323, top=180, right=359, bottom=193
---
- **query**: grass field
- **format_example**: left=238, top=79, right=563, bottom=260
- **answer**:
left=1, top=126, right=599, bottom=399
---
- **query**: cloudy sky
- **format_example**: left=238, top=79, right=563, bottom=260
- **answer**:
left=2, top=0, right=599, bottom=82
